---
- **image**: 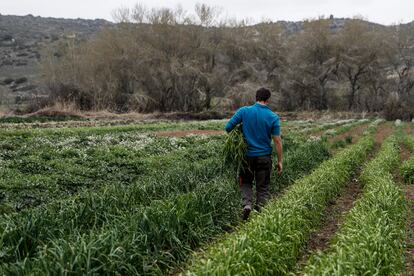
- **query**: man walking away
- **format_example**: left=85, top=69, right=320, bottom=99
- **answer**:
left=225, top=88, right=283, bottom=220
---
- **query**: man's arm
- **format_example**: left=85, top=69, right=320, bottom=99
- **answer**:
left=225, top=108, right=244, bottom=133
left=272, top=135, right=283, bottom=175
left=271, top=115, right=282, bottom=175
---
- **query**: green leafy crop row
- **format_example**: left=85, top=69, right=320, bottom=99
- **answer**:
left=401, top=135, right=414, bottom=184
left=0, top=120, right=326, bottom=214
left=0, top=134, right=225, bottom=213
left=303, top=136, right=407, bottom=275
left=0, top=119, right=373, bottom=274
left=401, top=158, right=414, bottom=184
left=321, top=119, right=370, bottom=138
left=185, top=134, right=374, bottom=275
left=0, top=119, right=228, bottom=135
left=0, top=115, right=86, bottom=124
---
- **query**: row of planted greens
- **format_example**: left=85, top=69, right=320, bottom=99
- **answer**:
left=0, top=118, right=377, bottom=274
left=401, top=134, right=414, bottom=184
left=0, top=117, right=365, bottom=214
left=0, top=128, right=333, bottom=274
left=184, top=130, right=376, bottom=275
left=302, top=135, right=406, bottom=275
left=0, top=134, right=227, bottom=213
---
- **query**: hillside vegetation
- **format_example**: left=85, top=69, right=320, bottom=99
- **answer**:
left=1, top=5, right=414, bottom=119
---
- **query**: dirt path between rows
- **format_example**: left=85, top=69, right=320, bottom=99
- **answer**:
left=295, top=174, right=364, bottom=271
left=404, top=125, right=414, bottom=136
left=295, top=123, right=394, bottom=273
left=156, top=125, right=305, bottom=138
left=374, top=122, right=395, bottom=144
left=328, top=123, right=369, bottom=145
left=155, top=130, right=225, bottom=137
left=156, top=122, right=372, bottom=139
left=399, top=132, right=414, bottom=276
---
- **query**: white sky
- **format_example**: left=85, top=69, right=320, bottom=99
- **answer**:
left=0, top=0, right=413, bottom=25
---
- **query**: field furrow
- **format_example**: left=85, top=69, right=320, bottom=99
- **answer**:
left=400, top=132, right=414, bottom=275
left=294, top=121, right=390, bottom=272
left=302, top=135, right=407, bottom=275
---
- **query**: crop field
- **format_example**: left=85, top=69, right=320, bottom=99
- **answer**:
left=0, top=117, right=413, bottom=275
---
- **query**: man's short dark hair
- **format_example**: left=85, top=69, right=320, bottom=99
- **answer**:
left=256, top=88, right=271, bottom=102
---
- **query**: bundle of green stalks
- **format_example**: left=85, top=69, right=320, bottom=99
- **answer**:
left=223, top=125, right=248, bottom=173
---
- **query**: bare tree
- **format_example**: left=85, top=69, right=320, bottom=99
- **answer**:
left=41, top=3, right=414, bottom=118
left=382, top=25, right=414, bottom=119
left=195, top=3, right=221, bottom=27
left=131, top=3, right=147, bottom=23
left=337, top=20, right=382, bottom=110
left=286, top=19, right=339, bottom=110
left=111, top=7, right=131, bottom=23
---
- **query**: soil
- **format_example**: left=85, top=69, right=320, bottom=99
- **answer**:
left=374, top=122, right=395, bottom=144
left=295, top=123, right=394, bottom=272
left=400, top=143, right=412, bottom=163
left=328, top=124, right=369, bottom=145
left=155, top=130, right=225, bottom=137
left=404, top=124, right=414, bottom=136
left=399, top=131, right=414, bottom=276
left=295, top=175, right=363, bottom=271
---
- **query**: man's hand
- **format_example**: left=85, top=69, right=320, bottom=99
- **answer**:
left=277, top=161, right=283, bottom=175
left=272, top=135, right=283, bottom=176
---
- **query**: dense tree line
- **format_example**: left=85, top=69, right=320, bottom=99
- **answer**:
left=41, top=4, right=414, bottom=119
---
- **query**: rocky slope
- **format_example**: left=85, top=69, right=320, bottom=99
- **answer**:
left=0, top=14, right=111, bottom=111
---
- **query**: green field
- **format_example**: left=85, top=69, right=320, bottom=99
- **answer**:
left=0, top=118, right=413, bottom=275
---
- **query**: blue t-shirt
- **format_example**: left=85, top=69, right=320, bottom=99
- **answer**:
left=225, top=103, right=281, bottom=157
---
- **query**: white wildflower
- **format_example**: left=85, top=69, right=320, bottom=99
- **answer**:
left=395, top=119, right=402, bottom=126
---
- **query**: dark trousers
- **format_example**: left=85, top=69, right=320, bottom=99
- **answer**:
left=239, top=155, right=272, bottom=209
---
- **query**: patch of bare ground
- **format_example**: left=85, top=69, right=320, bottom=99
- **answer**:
left=375, top=122, right=395, bottom=144
left=404, top=124, right=414, bottom=136
left=397, top=137, right=414, bottom=276
left=295, top=124, right=393, bottom=273
left=328, top=123, right=369, bottom=145
left=27, top=105, right=231, bottom=121
left=400, top=143, right=412, bottom=163
left=155, top=130, right=225, bottom=137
